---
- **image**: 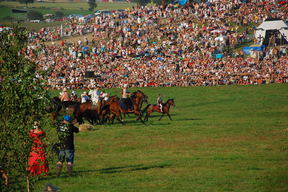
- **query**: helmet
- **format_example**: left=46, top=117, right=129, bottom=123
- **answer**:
left=63, top=115, right=72, bottom=122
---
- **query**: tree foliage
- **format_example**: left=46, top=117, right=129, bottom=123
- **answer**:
left=153, top=0, right=174, bottom=6
left=27, top=10, right=43, bottom=20
left=132, top=0, right=151, bottom=6
left=0, top=27, right=57, bottom=191
left=55, top=11, right=64, bottom=19
left=88, top=0, right=97, bottom=11
left=19, top=0, right=34, bottom=6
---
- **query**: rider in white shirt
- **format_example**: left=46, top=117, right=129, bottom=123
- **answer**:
left=89, top=87, right=100, bottom=105
left=81, top=92, right=90, bottom=103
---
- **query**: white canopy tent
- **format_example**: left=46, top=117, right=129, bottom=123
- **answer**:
left=255, top=19, right=288, bottom=46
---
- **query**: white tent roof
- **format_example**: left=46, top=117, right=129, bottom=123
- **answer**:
left=255, top=19, right=288, bottom=45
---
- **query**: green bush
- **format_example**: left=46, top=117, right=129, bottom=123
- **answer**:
left=0, top=26, right=57, bottom=191
left=55, top=11, right=64, bottom=18
left=27, top=10, right=43, bottom=20
left=132, top=0, right=150, bottom=6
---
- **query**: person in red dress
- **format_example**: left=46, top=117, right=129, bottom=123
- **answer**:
left=27, top=121, right=49, bottom=176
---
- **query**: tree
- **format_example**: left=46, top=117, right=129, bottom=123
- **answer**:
left=153, top=0, right=174, bottom=6
left=55, top=11, right=64, bottom=19
left=19, top=0, right=34, bottom=7
left=27, top=10, right=43, bottom=20
left=88, top=0, right=97, bottom=11
left=131, top=0, right=150, bottom=6
left=0, top=27, right=57, bottom=191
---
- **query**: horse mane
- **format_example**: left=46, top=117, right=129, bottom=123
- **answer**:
left=136, top=90, right=144, bottom=94
left=164, top=98, right=174, bottom=105
left=53, top=96, right=61, bottom=103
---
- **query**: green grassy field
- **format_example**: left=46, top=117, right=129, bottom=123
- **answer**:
left=34, top=84, right=288, bottom=191
left=0, top=1, right=136, bottom=19
left=0, top=1, right=136, bottom=30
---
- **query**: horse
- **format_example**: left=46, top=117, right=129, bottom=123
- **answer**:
left=48, top=97, right=79, bottom=121
left=119, top=90, right=147, bottom=123
left=101, top=95, right=124, bottom=124
left=73, top=99, right=103, bottom=124
left=143, top=99, right=175, bottom=121
left=102, top=90, right=148, bottom=124
left=130, top=90, right=148, bottom=113
left=81, top=109, right=100, bottom=125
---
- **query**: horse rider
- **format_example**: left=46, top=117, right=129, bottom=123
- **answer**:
left=121, top=84, right=129, bottom=99
left=101, top=92, right=109, bottom=102
left=71, top=90, right=77, bottom=101
left=81, top=91, right=90, bottom=103
left=121, top=84, right=133, bottom=110
left=60, top=87, right=70, bottom=102
left=89, top=87, right=101, bottom=106
left=157, top=94, right=163, bottom=112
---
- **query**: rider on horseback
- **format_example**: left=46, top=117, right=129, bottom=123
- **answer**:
left=81, top=92, right=90, bottom=103
left=121, top=84, right=133, bottom=111
left=60, top=87, right=70, bottom=102
left=89, top=86, right=101, bottom=106
left=71, top=90, right=77, bottom=101
left=157, top=94, right=163, bottom=112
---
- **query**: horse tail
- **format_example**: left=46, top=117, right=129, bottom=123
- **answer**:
left=142, top=104, right=151, bottom=114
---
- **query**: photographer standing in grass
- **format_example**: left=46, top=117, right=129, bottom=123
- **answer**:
left=56, top=115, right=79, bottom=177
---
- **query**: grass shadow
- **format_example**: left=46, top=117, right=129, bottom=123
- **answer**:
left=98, top=163, right=171, bottom=174
left=173, top=118, right=202, bottom=121
left=40, top=163, right=171, bottom=180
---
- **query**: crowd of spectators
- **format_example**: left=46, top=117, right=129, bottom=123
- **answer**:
left=26, top=0, right=288, bottom=89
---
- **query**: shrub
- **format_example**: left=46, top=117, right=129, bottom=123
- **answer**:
left=0, top=26, right=57, bottom=191
left=55, top=11, right=64, bottom=18
left=27, top=10, right=43, bottom=20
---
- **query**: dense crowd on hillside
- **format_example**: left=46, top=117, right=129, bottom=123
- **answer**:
left=26, top=0, right=288, bottom=89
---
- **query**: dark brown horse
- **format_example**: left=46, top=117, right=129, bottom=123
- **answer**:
left=100, top=95, right=123, bottom=124
left=48, top=97, right=79, bottom=121
left=143, top=99, right=175, bottom=121
left=74, top=100, right=103, bottom=124
left=102, top=90, right=148, bottom=124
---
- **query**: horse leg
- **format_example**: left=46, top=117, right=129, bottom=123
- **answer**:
left=134, top=111, right=146, bottom=124
left=109, top=114, right=115, bottom=124
left=88, top=119, right=93, bottom=125
left=167, top=113, right=173, bottom=121
left=144, top=112, right=149, bottom=121
left=77, top=115, right=84, bottom=124
left=145, top=110, right=153, bottom=121
left=158, top=113, right=165, bottom=121
left=116, top=113, right=124, bottom=125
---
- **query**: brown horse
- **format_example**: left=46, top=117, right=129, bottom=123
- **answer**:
left=101, top=96, right=123, bottom=124
left=48, top=97, right=79, bottom=121
left=74, top=100, right=103, bottom=124
left=143, top=99, right=175, bottom=121
left=102, top=90, right=148, bottom=124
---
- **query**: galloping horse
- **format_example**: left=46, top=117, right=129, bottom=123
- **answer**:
left=101, top=95, right=123, bottom=124
left=129, top=90, right=148, bottom=115
left=143, top=99, right=175, bottom=121
left=102, top=90, right=148, bottom=124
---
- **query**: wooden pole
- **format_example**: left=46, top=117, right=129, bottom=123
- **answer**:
left=26, top=176, right=30, bottom=192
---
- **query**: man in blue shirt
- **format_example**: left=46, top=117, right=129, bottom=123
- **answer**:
left=56, top=115, right=79, bottom=177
